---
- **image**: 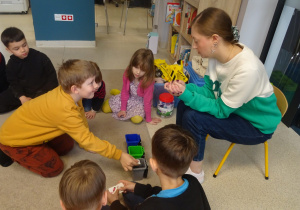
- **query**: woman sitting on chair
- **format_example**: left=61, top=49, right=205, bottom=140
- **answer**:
left=164, top=7, right=282, bottom=184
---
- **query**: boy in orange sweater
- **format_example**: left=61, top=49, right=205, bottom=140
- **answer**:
left=0, top=59, right=138, bottom=177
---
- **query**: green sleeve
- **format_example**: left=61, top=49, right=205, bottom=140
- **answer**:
left=179, top=85, right=236, bottom=119
left=185, top=76, right=215, bottom=99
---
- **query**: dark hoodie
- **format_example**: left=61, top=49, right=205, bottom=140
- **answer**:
left=6, top=48, right=58, bottom=98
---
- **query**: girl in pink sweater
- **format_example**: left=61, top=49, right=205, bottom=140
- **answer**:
left=102, top=49, right=161, bottom=125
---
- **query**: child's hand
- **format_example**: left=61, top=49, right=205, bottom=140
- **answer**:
left=118, top=180, right=136, bottom=193
left=19, top=96, right=32, bottom=104
left=107, top=189, right=120, bottom=204
left=148, top=118, right=162, bottom=125
left=85, top=110, right=96, bottom=119
left=117, top=110, right=127, bottom=118
left=120, top=152, right=139, bottom=171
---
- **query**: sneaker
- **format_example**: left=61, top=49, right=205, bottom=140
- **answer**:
left=0, top=149, right=13, bottom=167
left=185, top=167, right=204, bottom=184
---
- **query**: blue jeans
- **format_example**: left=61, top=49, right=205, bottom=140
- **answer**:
left=82, top=98, right=93, bottom=112
left=82, top=98, right=104, bottom=112
left=176, top=101, right=273, bottom=161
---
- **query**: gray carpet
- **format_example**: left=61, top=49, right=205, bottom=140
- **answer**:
left=0, top=69, right=160, bottom=209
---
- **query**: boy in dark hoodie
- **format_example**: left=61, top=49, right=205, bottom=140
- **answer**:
left=0, top=27, right=58, bottom=167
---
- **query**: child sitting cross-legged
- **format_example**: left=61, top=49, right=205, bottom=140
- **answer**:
left=102, top=48, right=161, bottom=125
left=107, top=124, right=211, bottom=210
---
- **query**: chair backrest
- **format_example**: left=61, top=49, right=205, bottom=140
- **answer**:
left=272, top=85, right=288, bottom=117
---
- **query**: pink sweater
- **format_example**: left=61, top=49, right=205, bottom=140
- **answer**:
left=120, top=69, right=154, bottom=122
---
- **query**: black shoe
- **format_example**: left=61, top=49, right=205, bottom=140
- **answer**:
left=0, top=149, right=13, bottom=167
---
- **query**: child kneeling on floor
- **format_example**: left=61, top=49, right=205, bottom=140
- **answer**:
left=107, top=124, right=211, bottom=210
left=0, top=59, right=137, bottom=177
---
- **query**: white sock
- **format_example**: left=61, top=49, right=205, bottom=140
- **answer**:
left=185, top=168, right=205, bottom=184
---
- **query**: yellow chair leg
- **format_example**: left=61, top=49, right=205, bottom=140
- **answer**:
left=213, top=143, right=235, bottom=178
left=265, top=141, right=269, bottom=180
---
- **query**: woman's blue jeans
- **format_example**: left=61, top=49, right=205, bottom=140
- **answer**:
left=176, top=101, right=273, bottom=161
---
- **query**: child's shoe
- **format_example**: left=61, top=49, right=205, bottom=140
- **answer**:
left=130, top=116, right=143, bottom=124
left=110, top=89, right=121, bottom=95
left=102, top=99, right=112, bottom=113
left=0, top=149, right=13, bottom=167
left=185, top=167, right=204, bottom=184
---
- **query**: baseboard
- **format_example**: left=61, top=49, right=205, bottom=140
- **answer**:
left=36, top=40, right=96, bottom=47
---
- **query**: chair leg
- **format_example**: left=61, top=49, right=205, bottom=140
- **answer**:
left=104, top=2, right=109, bottom=34
left=264, top=141, right=269, bottom=180
left=213, top=143, right=235, bottom=178
left=123, top=3, right=129, bottom=35
left=120, top=0, right=125, bottom=27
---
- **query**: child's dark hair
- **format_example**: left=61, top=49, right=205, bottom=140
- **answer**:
left=127, top=48, right=155, bottom=89
left=90, top=61, right=102, bottom=83
left=59, top=160, right=106, bottom=210
left=192, top=7, right=238, bottom=44
left=1, top=27, right=25, bottom=47
left=152, top=124, right=198, bottom=178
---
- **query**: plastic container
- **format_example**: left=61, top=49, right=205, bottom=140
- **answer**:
left=157, top=93, right=174, bottom=117
left=128, top=146, right=144, bottom=159
left=153, top=83, right=180, bottom=108
left=125, top=134, right=141, bottom=147
left=132, top=158, right=147, bottom=181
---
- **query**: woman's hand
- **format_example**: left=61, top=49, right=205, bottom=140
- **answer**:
left=118, top=180, right=136, bottom=193
left=148, top=118, right=162, bottom=125
left=117, top=110, right=127, bottom=118
left=164, top=80, right=186, bottom=96
left=119, top=152, right=139, bottom=171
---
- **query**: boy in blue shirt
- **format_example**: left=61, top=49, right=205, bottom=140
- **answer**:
left=107, top=124, right=211, bottom=210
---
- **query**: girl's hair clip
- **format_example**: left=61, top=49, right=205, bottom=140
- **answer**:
left=231, top=26, right=240, bottom=42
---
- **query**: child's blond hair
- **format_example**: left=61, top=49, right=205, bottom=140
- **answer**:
left=59, top=160, right=106, bottom=210
left=58, top=59, right=99, bottom=93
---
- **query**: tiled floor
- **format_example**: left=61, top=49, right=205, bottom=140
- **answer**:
left=1, top=3, right=300, bottom=210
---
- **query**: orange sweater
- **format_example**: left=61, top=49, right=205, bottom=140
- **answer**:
left=0, top=86, right=122, bottom=160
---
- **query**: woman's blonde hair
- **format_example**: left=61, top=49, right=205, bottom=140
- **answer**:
left=58, top=59, right=99, bottom=93
left=126, top=48, right=155, bottom=88
left=59, top=160, right=106, bottom=210
left=192, top=7, right=237, bottom=44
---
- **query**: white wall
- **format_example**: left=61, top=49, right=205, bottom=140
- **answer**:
left=153, top=0, right=169, bottom=49
left=238, top=0, right=278, bottom=57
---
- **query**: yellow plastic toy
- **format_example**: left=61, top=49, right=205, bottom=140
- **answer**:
left=130, top=116, right=143, bottom=124
left=110, top=89, right=121, bottom=95
left=154, top=59, right=188, bottom=83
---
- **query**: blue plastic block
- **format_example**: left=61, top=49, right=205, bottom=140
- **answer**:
left=125, top=134, right=141, bottom=147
